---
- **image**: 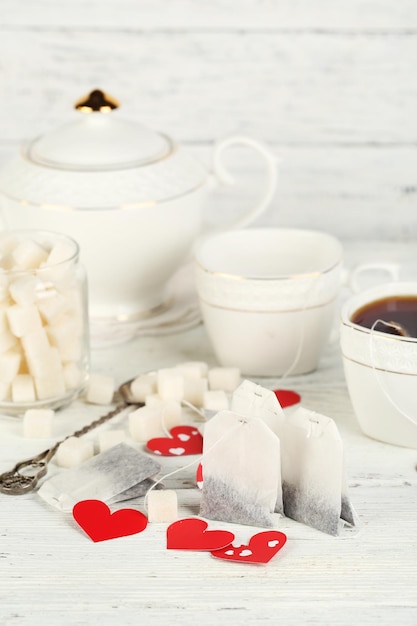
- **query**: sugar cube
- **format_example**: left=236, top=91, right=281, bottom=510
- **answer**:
left=9, top=275, right=40, bottom=306
left=208, top=367, right=241, bottom=392
left=203, top=390, right=229, bottom=412
left=183, top=377, right=208, bottom=407
left=46, top=241, right=75, bottom=266
left=129, top=406, right=166, bottom=441
left=34, top=371, right=66, bottom=400
left=63, top=362, right=82, bottom=390
left=6, top=303, right=43, bottom=338
left=12, top=239, right=48, bottom=270
left=55, top=436, right=94, bottom=468
left=12, top=374, right=36, bottom=403
left=0, top=381, right=11, bottom=401
left=20, top=328, right=51, bottom=361
left=130, top=372, right=157, bottom=402
left=175, top=361, right=208, bottom=379
left=157, top=368, right=184, bottom=401
left=160, top=400, right=183, bottom=430
left=0, top=350, right=21, bottom=383
left=147, top=489, right=178, bottom=523
left=23, top=408, right=54, bottom=438
left=98, top=430, right=127, bottom=453
left=37, top=291, right=69, bottom=324
left=0, top=328, right=18, bottom=354
left=145, top=394, right=164, bottom=408
left=85, top=373, right=115, bottom=405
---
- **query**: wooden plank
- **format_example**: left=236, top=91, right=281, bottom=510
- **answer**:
left=1, top=0, right=417, bottom=30
left=0, top=31, right=416, bottom=145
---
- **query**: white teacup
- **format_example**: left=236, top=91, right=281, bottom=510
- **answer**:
left=194, top=228, right=343, bottom=376
left=340, top=281, right=417, bottom=448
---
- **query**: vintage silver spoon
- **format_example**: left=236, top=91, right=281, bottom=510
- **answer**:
left=0, top=378, right=143, bottom=496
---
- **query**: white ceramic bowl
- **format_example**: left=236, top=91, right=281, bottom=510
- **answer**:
left=340, top=281, right=417, bottom=448
left=195, top=228, right=343, bottom=376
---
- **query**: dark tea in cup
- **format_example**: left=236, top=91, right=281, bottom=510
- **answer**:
left=351, top=295, right=417, bottom=338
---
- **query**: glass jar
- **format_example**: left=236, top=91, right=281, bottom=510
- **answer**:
left=0, top=230, right=89, bottom=415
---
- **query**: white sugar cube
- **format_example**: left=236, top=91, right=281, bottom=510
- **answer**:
left=37, top=291, right=69, bottom=324
left=129, top=406, right=166, bottom=441
left=12, top=239, right=48, bottom=270
left=55, top=436, right=94, bottom=468
left=0, top=381, right=11, bottom=401
left=145, top=394, right=164, bottom=408
left=46, top=241, right=75, bottom=266
left=175, top=361, right=208, bottom=379
left=157, top=368, right=184, bottom=401
left=23, top=408, right=54, bottom=438
left=98, top=430, right=127, bottom=453
left=26, top=346, right=62, bottom=379
left=0, top=272, right=9, bottom=302
left=0, top=328, right=18, bottom=354
left=0, top=350, right=21, bottom=383
left=160, top=400, right=183, bottom=430
left=130, top=372, right=157, bottom=402
left=63, top=362, right=82, bottom=390
left=0, top=235, right=18, bottom=257
left=203, top=390, right=229, bottom=411
left=208, top=367, right=241, bottom=392
left=6, top=304, right=42, bottom=337
left=9, top=275, right=41, bottom=306
left=34, top=371, right=66, bottom=400
left=183, top=377, right=208, bottom=407
left=85, top=373, right=115, bottom=405
left=147, top=489, right=178, bottom=523
left=12, top=374, right=36, bottom=403
left=21, top=328, right=51, bottom=360
left=47, top=315, right=82, bottom=362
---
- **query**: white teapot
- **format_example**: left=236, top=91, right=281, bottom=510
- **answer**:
left=0, top=89, right=278, bottom=324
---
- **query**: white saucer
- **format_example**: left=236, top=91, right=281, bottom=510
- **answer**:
left=89, top=263, right=202, bottom=347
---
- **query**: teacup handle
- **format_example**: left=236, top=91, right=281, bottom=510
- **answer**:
left=210, top=135, right=279, bottom=229
left=343, top=262, right=400, bottom=293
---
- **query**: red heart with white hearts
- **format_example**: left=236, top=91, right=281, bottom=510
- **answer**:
left=72, top=499, right=148, bottom=543
left=273, top=389, right=301, bottom=408
left=211, top=530, right=287, bottom=564
left=167, top=517, right=235, bottom=551
left=146, top=425, right=203, bottom=456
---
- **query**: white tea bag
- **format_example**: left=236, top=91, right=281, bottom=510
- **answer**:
left=231, top=379, right=285, bottom=514
left=38, top=443, right=161, bottom=511
left=108, top=478, right=164, bottom=504
left=199, top=410, right=280, bottom=528
left=231, top=379, right=285, bottom=437
left=280, top=406, right=355, bottom=535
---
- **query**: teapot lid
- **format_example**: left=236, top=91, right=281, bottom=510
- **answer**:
left=25, top=89, right=174, bottom=171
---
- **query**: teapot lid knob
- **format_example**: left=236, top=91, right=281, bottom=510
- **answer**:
left=74, top=89, right=120, bottom=113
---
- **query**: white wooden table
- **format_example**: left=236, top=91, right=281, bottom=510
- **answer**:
left=1, top=240, right=417, bottom=626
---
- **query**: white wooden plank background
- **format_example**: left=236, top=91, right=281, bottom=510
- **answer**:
left=0, top=0, right=416, bottom=241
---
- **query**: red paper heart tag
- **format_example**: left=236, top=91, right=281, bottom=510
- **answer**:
left=211, top=530, right=287, bottom=564
left=273, top=389, right=301, bottom=408
left=196, top=463, right=203, bottom=490
left=147, top=425, right=203, bottom=456
left=73, top=499, right=148, bottom=543
left=167, top=517, right=235, bottom=551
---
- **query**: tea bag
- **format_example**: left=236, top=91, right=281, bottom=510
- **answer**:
left=108, top=478, right=164, bottom=504
left=38, top=443, right=161, bottom=511
left=279, top=406, right=355, bottom=535
left=231, top=379, right=286, bottom=437
left=199, top=410, right=280, bottom=528
left=231, top=380, right=285, bottom=514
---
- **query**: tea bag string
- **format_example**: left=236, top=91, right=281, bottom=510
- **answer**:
left=369, top=319, right=417, bottom=426
left=279, top=272, right=321, bottom=381
left=143, top=419, right=246, bottom=513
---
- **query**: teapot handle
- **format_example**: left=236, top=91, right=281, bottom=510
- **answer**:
left=210, top=135, right=279, bottom=229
